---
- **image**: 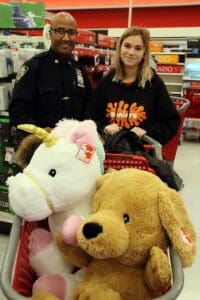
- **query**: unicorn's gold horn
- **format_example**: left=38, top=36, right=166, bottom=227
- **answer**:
left=17, top=124, right=57, bottom=147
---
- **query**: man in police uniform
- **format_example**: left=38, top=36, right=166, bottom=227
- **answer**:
left=9, top=12, right=93, bottom=128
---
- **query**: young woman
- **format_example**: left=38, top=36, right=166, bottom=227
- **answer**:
left=92, top=27, right=180, bottom=145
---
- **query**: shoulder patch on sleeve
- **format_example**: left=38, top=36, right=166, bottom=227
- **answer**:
left=15, top=65, right=29, bottom=83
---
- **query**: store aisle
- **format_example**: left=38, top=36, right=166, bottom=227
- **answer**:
left=0, top=139, right=199, bottom=300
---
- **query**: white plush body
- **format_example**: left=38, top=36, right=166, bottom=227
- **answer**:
left=7, top=119, right=104, bottom=276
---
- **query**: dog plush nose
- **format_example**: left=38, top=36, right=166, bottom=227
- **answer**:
left=83, top=222, right=103, bottom=239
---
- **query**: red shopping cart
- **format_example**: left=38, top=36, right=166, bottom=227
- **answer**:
left=1, top=152, right=185, bottom=300
left=1, top=215, right=184, bottom=300
left=162, top=96, right=190, bottom=163
left=184, top=88, right=200, bottom=119
left=104, top=152, right=156, bottom=174
left=1, top=98, right=188, bottom=299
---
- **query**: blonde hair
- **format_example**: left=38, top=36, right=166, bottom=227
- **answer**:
left=113, top=27, right=153, bottom=88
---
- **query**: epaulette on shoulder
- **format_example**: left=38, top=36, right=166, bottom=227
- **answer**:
left=27, top=51, right=49, bottom=66
left=25, top=50, right=49, bottom=69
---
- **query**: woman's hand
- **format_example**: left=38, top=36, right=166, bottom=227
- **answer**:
left=131, top=127, right=146, bottom=138
left=104, top=123, right=122, bottom=135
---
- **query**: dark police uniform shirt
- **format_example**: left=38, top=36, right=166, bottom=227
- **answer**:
left=9, top=48, right=93, bottom=128
left=93, top=69, right=180, bottom=145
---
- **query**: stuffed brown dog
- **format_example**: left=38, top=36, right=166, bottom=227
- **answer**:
left=69, top=169, right=196, bottom=300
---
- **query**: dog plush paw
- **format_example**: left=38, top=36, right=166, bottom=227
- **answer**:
left=144, top=246, right=171, bottom=292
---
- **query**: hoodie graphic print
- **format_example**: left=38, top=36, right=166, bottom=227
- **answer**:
left=106, top=100, right=147, bottom=129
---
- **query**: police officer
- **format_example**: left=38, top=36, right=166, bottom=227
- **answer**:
left=9, top=12, right=93, bottom=128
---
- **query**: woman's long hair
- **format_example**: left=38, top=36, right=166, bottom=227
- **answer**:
left=112, top=27, right=153, bottom=88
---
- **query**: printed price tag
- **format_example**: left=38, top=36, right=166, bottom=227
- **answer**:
left=5, top=147, right=14, bottom=163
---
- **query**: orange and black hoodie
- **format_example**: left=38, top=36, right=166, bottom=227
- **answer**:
left=92, top=69, right=180, bottom=145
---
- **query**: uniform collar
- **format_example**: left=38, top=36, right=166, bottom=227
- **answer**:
left=48, top=48, right=74, bottom=64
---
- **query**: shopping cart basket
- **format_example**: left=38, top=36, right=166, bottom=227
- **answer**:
left=162, top=96, right=190, bottom=164
left=1, top=215, right=184, bottom=300
left=1, top=151, right=185, bottom=300
left=104, top=152, right=156, bottom=174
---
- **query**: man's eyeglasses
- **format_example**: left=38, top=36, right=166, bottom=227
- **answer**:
left=50, top=27, right=78, bottom=37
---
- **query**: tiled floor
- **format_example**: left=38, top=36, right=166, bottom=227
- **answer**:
left=0, top=139, right=199, bottom=300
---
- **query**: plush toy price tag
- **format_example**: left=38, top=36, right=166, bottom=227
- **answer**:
left=76, top=143, right=96, bottom=163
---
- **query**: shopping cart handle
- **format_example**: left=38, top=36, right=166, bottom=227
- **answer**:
left=142, top=135, right=163, bottom=160
left=181, top=98, right=190, bottom=111
left=171, top=96, right=191, bottom=112
left=0, top=216, right=31, bottom=300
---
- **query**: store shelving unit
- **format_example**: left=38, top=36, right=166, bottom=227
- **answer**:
left=153, top=52, right=186, bottom=96
left=182, top=57, right=200, bottom=139
left=0, top=112, right=20, bottom=234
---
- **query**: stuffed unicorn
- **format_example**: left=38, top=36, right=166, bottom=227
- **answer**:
left=7, top=119, right=104, bottom=288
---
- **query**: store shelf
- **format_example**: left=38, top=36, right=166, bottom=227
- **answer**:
left=170, top=92, right=183, bottom=95
left=165, top=83, right=182, bottom=86
left=159, top=73, right=184, bottom=75
left=0, top=111, right=9, bottom=117
left=183, top=77, right=200, bottom=81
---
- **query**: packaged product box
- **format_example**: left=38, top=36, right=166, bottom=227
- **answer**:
left=153, top=53, right=179, bottom=64
left=0, top=118, right=21, bottom=186
left=0, top=82, right=13, bottom=110
left=76, top=29, right=96, bottom=46
left=149, top=41, right=163, bottom=52
left=0, top=50, right=8, bottom=78
left=0, top=187, right=10, bottom=213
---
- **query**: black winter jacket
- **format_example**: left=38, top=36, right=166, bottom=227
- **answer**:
left=9, top=48, right=93, bottom=128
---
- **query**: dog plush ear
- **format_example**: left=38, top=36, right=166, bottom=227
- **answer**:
left=158, top=188, right=196, bottom=268
left=92, top=171, right=118, bottom=213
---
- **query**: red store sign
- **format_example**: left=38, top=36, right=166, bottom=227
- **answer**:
left=157, top=64, right=182, bottom=73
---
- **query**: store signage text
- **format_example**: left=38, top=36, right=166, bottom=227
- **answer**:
left=157, top=64, right=182, bottom=73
